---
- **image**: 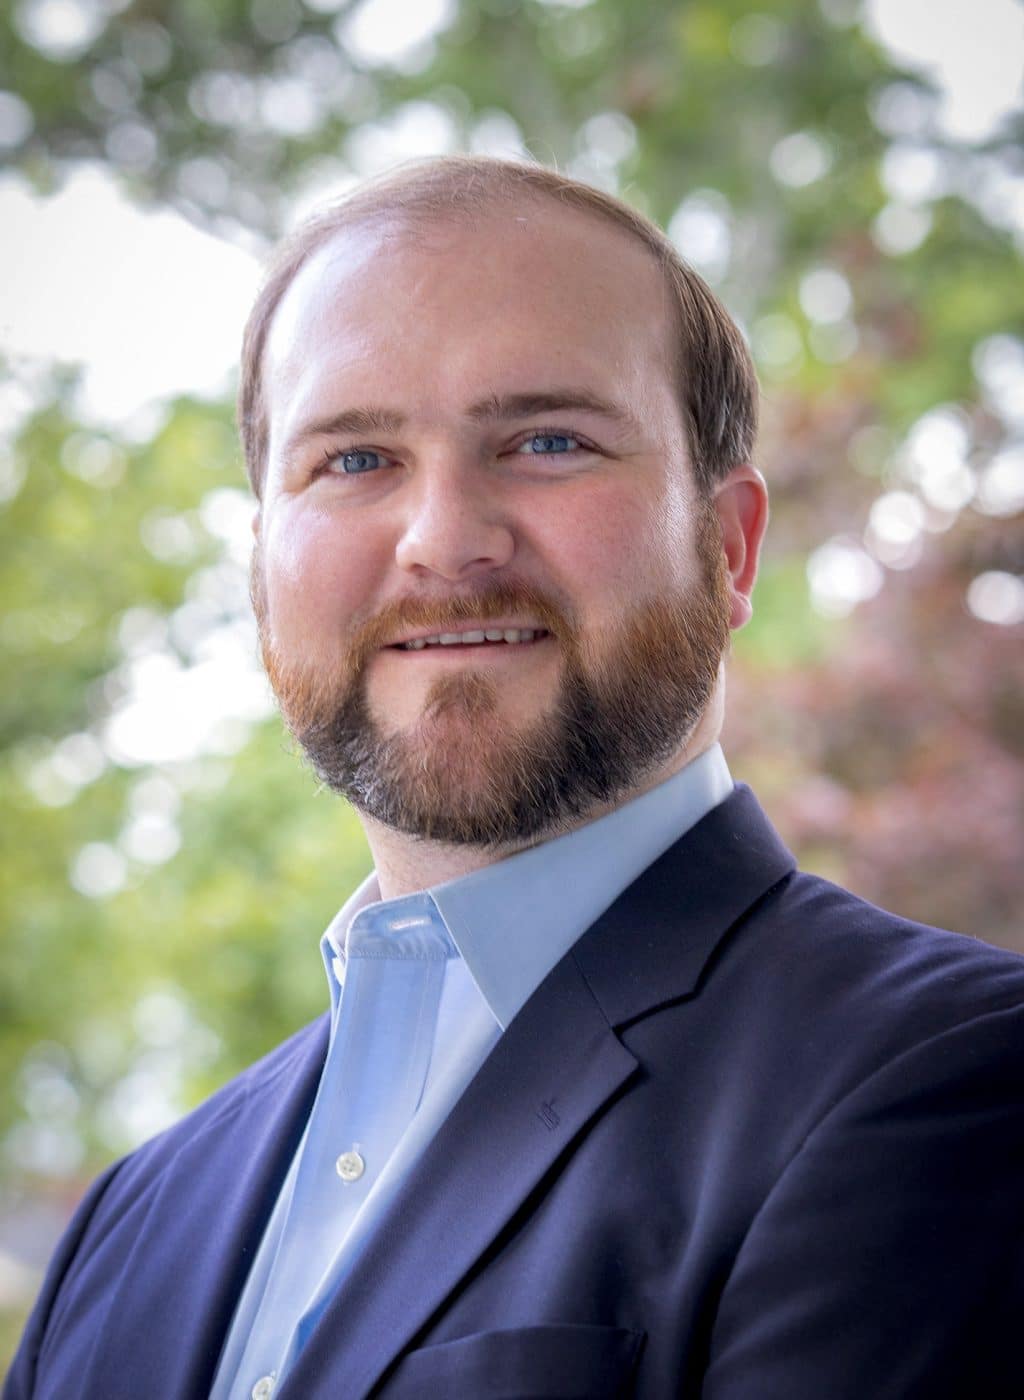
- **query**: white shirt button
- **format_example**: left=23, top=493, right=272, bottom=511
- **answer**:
left=251, top=1376, right=275, bottom=1400
left=336, top=1148, right=365, bottom=1182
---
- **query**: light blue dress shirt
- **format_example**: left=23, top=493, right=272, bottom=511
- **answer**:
left=210, top=745, right=733, bottom=1400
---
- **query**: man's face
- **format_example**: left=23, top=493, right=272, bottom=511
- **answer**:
left=253, top=201, right=733, bottom=845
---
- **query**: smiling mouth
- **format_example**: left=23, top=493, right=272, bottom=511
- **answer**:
left=391, top=628, right=552, bottom=651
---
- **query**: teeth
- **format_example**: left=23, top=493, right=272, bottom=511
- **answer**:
left=400, top=628, right=545, bottom=649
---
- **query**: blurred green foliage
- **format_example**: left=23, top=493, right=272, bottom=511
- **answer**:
left=1, top=0, right=1022, bottom=1365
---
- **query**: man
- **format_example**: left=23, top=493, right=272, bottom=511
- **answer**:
left=7, top=156, right=1024, bottom=1399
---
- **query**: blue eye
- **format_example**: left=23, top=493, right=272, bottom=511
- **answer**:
left=519, top=433, right=580, bottom=455
left=338, top=449, right=384, bottom=474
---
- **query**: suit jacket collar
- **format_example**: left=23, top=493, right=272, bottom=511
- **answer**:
left=574, top=783, right=796, bottom=1027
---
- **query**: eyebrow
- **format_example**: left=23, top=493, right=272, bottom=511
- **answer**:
left=466, top=389, right=638, bottom=429
left=282, top=388, right=640, bottom=458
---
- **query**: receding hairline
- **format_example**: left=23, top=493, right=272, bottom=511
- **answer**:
left=263, top=190, right=683, bottom=409
left=272, top=177, right=677, bottom=326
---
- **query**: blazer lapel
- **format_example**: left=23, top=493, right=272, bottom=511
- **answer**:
left=279, top=953, right=639, bottom=1399
left=81, top=1015, right=331, bottom=1400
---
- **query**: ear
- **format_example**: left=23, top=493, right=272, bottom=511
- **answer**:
left=251, top=508, right=261, bottom=539
left=713, top=465, right=769, bottom=631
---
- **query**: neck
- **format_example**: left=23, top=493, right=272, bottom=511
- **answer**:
left=362, top=686, right=725, bottom=900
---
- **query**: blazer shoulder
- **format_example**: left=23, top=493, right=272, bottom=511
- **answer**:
left=774, top=868, right=1024, bottom=993
left=634, top=867, right=1024, bottom=1218
left=740, top=866, right=1024, bottom=1068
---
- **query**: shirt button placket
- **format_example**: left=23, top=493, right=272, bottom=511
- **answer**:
left=251, top=1375, right=276, bottom=1400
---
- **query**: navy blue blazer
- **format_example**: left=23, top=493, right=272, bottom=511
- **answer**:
left=7, top=786, right=1024, bottom=1398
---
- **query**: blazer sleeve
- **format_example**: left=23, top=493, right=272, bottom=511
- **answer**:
left=3, top=1158, right=124, bottom=1400
left=702, top=1002, right=1024, bottom=1400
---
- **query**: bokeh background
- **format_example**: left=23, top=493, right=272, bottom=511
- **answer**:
left=1, top=0, right=1022, bottom=1369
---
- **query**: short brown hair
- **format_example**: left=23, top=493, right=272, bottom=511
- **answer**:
left=238, top=155, right=759, bottom=499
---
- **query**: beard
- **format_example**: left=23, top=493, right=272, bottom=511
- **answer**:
left=251, top=505, right=732, bottom=848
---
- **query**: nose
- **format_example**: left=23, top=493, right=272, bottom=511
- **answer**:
left=393, top=465, right=515, bottom=582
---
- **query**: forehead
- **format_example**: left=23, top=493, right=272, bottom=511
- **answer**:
left=263, top=200, right=679, bottom=439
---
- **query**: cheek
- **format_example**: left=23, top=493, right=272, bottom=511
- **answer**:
left=536, top=485, right=691, bottom=614
left=260, top=505, right=378, bottom=639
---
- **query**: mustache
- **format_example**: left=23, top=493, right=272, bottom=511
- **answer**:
left=344, top=578, right=576, bottom=671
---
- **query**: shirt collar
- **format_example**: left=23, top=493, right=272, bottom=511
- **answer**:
left=320, top=871, right=384, bottom=1010
left=322, top=744, right=733, bottom=1031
